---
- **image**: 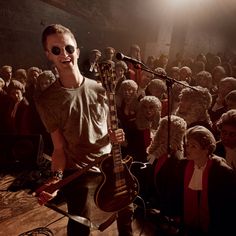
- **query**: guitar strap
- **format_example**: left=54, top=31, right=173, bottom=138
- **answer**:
left=45, top=203, right=118, bottom=232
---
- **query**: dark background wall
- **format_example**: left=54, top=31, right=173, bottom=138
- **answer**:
left=0, top=0, right=150, bottom=70
left=0, top=0, right=236, bottom=70
left=0, top=0, right=82, bottom=69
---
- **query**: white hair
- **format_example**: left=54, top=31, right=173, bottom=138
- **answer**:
left=136, top=96, right=162, bottom=130
left=147, top=115, right=187, bottom=161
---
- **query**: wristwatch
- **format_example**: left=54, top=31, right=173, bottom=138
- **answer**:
left=52, top=170, right=63, bottom=180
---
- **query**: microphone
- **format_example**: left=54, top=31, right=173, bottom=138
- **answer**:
left=116, top=52, right=145, bottom=67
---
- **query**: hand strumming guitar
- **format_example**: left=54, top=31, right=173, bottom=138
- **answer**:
left=37, top=175, right=62, bottom=205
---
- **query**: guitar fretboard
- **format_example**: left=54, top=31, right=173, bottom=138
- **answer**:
left=108, top=92, right=126, bottom=188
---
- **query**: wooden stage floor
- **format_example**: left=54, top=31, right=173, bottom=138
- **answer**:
left=0, top=171, right=159, bottom=236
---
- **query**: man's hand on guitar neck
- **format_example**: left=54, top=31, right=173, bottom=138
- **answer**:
left=109, top=128, right=125, bottom=144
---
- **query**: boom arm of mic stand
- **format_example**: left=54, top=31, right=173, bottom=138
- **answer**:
left=135, top=64, right=198, bottom=91
left=132, top=61, right=149, bottom=70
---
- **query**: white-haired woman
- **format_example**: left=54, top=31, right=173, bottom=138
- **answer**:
left=144, top=115, right=187, bottom=213
left=35, top=70, right=56, bottom=97
left=131, top=96, right=162, bottom=206
left=136, top=95, right=162, bottom=141
left=116, top=80, right=142, bottom=161
left=145, top=78, right=168, bottom=117
left=147, top=115, right=187, bottom=165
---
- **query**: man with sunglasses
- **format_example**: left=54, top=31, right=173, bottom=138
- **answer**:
left=35, top=24, right=133, bottom=236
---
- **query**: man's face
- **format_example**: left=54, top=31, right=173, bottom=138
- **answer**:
left=105, top=49, right=114, bottom=60
left=131, top=48, right=141, bottom=60
left=176, top=98, right=202, bottom=125
left=90, top=52, right=101, bottom=63
left=179, top=69, right=188, bottom=81
left=220, top=124, right=236, bottom=149
left=45, top=33, right=79, bottom=72
left=1, top=67, right=12, bottom=81
left=10, top=89, right=23, bottom=103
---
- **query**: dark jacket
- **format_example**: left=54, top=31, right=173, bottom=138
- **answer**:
left=155, top=155, right=236, bottom=236
left=214, top=141, right=226, bottom=158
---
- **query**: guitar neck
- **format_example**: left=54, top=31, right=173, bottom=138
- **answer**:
left=98, top=63, right=126, bottom=186
left=108, top=92, right=119, bottom=131
left=107, top=92, right=124, bottom=167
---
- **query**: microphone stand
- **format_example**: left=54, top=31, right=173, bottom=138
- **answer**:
left=133, top=63, right=198, bottom=158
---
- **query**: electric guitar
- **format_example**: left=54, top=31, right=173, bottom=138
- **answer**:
left=94, top=63, right=139, bottom=212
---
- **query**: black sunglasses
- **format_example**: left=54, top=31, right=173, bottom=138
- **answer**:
left=50, top=45, right=75, bottom=56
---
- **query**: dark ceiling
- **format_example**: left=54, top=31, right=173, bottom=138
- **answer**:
left=39, top=0, right=236, bottom=32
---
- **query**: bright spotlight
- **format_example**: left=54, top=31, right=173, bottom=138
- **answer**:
left=162, top=0, right=213, bottom=16
left=171, top=0, right=190, bottom=7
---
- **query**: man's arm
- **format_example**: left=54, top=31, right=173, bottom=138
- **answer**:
left=37, top=129, right=66, bottom=205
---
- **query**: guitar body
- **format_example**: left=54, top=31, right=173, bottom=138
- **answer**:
left=95, top=155, right=139, bottom=212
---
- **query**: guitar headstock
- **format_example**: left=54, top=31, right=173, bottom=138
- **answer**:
left=98, top=63, right=116, bottom=94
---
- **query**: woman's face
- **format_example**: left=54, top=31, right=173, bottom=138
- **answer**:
left=149, top=88, right=163, bottom=99
left=40, top=79, right=52, bottom=91
left=143, top=103, right=157, bottom=121
left=115, top=67, right=125, bottom=79
left=185, top=138, right=208, bottom=161
left=122, top=86, right=136, bottom=103
left=0, top=80, right=5, bottom=89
